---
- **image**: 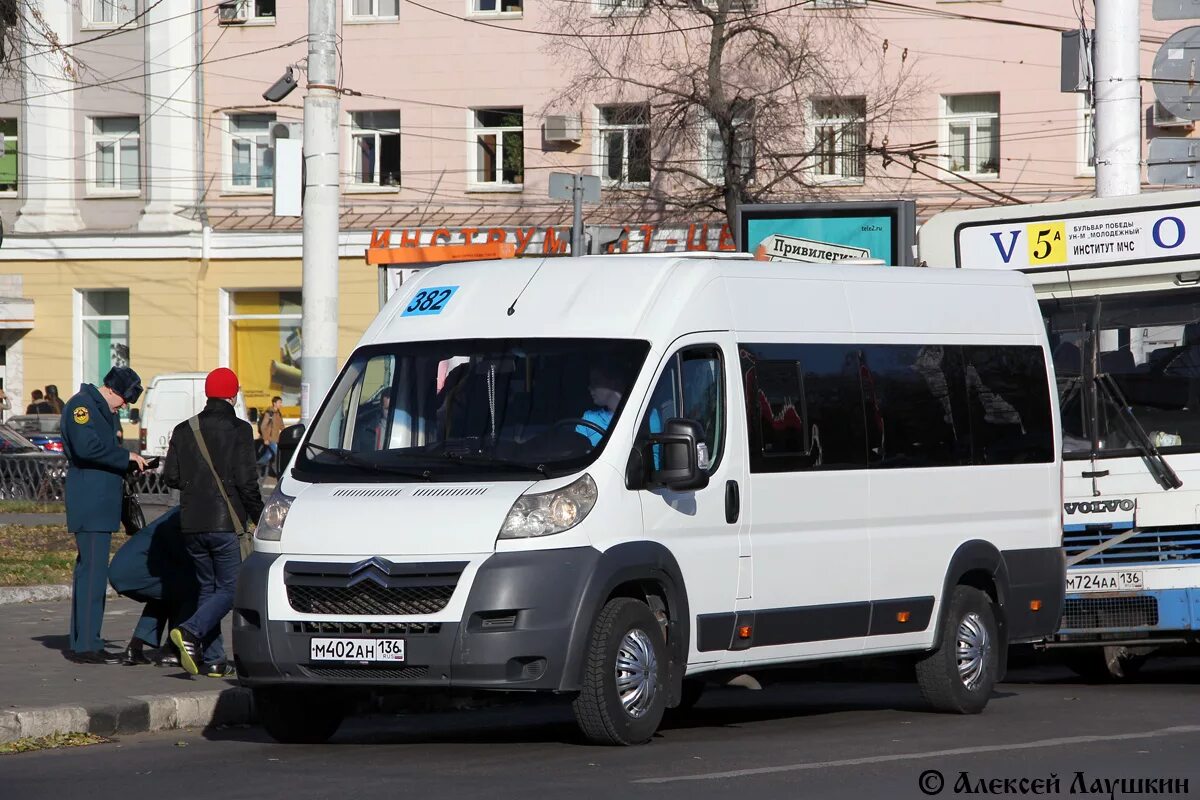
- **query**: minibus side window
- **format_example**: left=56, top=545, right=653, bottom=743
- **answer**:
left=639, top=347, right=725, bottom=473
left=962, top=345, right=1054, bottom=464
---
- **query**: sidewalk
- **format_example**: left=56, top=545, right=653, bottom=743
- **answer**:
left=0, top=596, right=252, bottom=742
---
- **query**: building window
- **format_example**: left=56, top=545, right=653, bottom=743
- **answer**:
left=598, top=104, right=651, bottom=186
left=812, top=96, right=866, bottom=181
left=473, top=0, right=522, bottom=14
left=89, top=117, right=140, bottom=193
left=229, top=113, right=275, bottom=190
left=347, top=0, right=399, bottom=20
left=88, top=0, right=137, bottom=26
left=471, top=108, right=524, bottom=188
left=811, top=0, right=866, bottom=6
left=1079, top=93, right=1095, bottom=176
left=248, top=0, right=275, bottom=20
left=350, top=111, right=401, bottom=187
left=943, top=93, right=1000, bottom=177
left=702, top=105, right=754, bottom=184
left=227, top=290, right=302, bottom=414
left=593, top=0, right=646, bottom=13
left=79, top=290, right=131, bottom=414
left=0, top=119, right=16, bottom=194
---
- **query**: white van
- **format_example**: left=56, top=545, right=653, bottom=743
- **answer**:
left=233, top=256, right=1065, bottom=745
left=137, top=372, right=248, bottom=457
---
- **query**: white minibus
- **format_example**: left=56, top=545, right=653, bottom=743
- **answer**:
left=233, top=255, right=1065, bottom=745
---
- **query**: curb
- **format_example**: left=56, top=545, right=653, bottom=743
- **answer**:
left=0, top=584, right=117, bottom=605
left=0, top=686, right=254, bottom=743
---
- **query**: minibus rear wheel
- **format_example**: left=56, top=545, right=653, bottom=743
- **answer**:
left=915, top=586, right=999, bottom=714
left=572, top=597, right=668, bottom=745
left=254, top=687, right=345, bottom=744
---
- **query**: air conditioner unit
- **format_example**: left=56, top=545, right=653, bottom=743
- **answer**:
left=544, top=114, right=582, bottom=143
left=1154, top=101, right=1195, bottom=130
left=217, top=1, right=246, bottom=24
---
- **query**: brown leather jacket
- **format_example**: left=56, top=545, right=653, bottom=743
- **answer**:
left=259, top=408, right=283, bottom=445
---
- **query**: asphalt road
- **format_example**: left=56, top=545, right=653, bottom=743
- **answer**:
left=4, top=657, right=1199, bottom=800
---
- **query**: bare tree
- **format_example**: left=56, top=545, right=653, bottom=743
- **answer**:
left=546, top=0, right=921, bottom=229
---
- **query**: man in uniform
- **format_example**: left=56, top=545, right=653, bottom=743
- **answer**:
left=62, top=366, right=148, bottom=664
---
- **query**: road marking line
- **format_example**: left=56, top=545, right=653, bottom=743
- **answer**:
left=634, top=725, right=1200, bottom=784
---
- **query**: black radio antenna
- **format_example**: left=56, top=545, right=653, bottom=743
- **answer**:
left=506, top=258, right=550, bottom=316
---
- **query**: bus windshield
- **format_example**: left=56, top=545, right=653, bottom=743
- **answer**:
left=1042, top=286, right=1200, bottom=459
left=296, top=338, right=651, bottom=482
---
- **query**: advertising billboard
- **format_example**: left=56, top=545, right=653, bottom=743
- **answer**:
left=737, top=201, right=917, bottom=266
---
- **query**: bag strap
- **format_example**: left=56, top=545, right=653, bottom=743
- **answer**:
left=188, top=415, right=246, bottom=535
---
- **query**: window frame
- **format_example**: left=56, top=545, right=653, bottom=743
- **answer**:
left=0, top=118, right=17, bottom=196
left=596, top=103, right=652, bottom=188
left=468, top=107, right=525, bottom=192
left=1077, top=92, right=1096, bottom=178
left=83, top=0, right=137, bottom=30
left=701, top=105, right=755, bottom=184
left=86, top=116, right=141, bottom=197
left=348, top=110, right=402, bottom=191
left=810, top=96, right=867, bottom=185
left=226, top=112, right=276, bottom=193
left=469, top=0, right=523, bottom=18
left=638, top=344, right=727, bottom=478
left=941, top=92, right=1001, bottom=180
left=591, top=0, right=646, bottom=16
left=344, top=0, right=400, bottom=23
left=75, top=289, right=132, bottom=415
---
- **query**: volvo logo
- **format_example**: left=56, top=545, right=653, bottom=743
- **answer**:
left=1064, top=499, right=1135, bottom=515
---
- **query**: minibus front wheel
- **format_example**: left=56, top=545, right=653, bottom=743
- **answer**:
left=254, top=686, right=346, bottom=744
left=915, top=586, right=999, bottom=714
left=572, top=597, right=668, bottom=745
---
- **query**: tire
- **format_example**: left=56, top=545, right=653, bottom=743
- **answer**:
left=253, top=687, right=345, bottom=744
left=1064, top=646, right=1148, bottom=682
left=572, top=597, right=668, bottom=745
left=916, top=586, right=1000, bottom=714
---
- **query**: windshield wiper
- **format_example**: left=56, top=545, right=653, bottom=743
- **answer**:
left=1094, top=374, right=1183, bottom=491
left=303, top=442, right=433, bottom=481
left=433, top=451, right=548, bottom=476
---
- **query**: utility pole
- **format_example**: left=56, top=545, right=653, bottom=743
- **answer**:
left=571, top=175, right=585, bottom=257
left=1093, top=0, right=1142, bottom=197
left=301, top=0, right=341, bottom=424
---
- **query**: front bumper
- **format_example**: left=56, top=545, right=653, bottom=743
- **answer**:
left=233, top=547, right=602, bottom=691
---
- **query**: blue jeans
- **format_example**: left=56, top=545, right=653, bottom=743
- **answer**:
left=257, top=442, right=278, bottom=466
left=179, top=532, right=240, bottom=664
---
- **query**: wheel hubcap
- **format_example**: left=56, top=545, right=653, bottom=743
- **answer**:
left=615, top=628, right=658, bottom=718
left=956, top=611, right=990, bottom=690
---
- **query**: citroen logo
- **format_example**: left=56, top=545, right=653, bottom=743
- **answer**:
left=347, top=556, right=392, bottom=587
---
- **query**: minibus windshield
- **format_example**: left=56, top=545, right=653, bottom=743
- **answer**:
left=296, top=338, right=651, bottom=481
left=1042, top=286, right=1200, bottom=462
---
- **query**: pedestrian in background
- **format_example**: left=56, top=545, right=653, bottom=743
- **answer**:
left=257, top=395, right=283, bottom=472
left=62, top=367, right=148, bottom=664
left=45, top=384, right=64, bottom=413
left=27, top=389, right=53, bottom=414
left=166, top=367, right=263, bottom=677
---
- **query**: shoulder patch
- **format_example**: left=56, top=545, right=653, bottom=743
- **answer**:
left=73, top=406, right=90, bottom=425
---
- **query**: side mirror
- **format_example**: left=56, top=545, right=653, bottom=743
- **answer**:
left=128, top=408, right=140, bottom=425
left=277, top=423, right=306, bottom=474
left=647, top=418, right=710, bottom=492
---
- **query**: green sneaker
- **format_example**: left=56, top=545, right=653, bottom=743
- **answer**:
left=169, top=628, right=201, bottom=675
left=203, top=661, right=235, bottom=678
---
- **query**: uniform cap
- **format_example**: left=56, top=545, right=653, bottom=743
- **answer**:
left=205, top=367, right=240, bottom=399
left=103, top=366, right=143, bottom=404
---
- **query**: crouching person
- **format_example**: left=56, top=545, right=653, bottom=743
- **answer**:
left=165, top=368, right=264, bottom=677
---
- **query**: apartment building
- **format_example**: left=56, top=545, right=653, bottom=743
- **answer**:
left=0, top=0, right=1183, bottom=426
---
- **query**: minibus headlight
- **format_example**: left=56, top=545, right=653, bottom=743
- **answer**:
left=499, top=474, right=597, bottom=539
left=256, top=489, right=294, bottom=542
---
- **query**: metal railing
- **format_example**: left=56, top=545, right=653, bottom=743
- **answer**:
left=0, top=455, right=173, bottom=501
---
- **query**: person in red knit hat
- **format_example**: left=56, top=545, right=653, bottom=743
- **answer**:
left=164, top=367, right=264, bottom=677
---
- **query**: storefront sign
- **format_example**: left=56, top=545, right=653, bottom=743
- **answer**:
left=955, top=202, right=1200, bottom=271
left=369, top=222, right=739, bottom=256
left=738, top=201, right=917, bottom=266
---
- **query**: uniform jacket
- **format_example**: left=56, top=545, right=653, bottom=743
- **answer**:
left=164, top=398, right=264, bottom=534
left=258, top=408, right=283, bottom=445
left=62, top=384, right=129, bottom=533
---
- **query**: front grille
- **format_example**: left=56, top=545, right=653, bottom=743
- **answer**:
left=290, top=621, right=442, bottom=635
left=1063, top=526, right=1200, bottom=567
left=301, top=665, right=429, bottom=681
left=1060, top=596, right=1159, bottom=631
left=287, top=584, right=454, bottom=616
